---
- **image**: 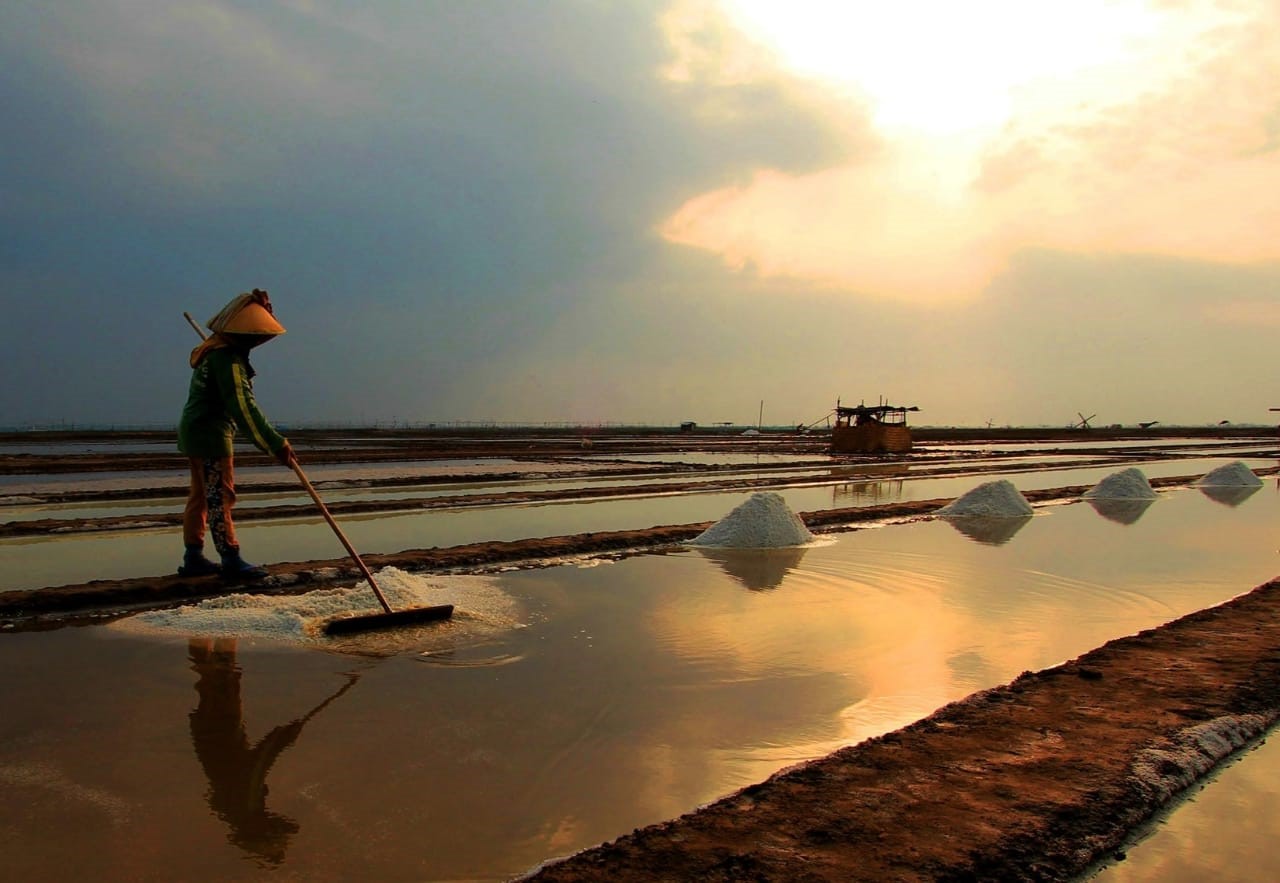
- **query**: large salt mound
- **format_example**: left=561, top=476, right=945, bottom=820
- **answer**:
left=1194, top=461, right=1263, bottom=487
left=936, top=479, right=1034, bottom=517
left=1084, top=467, right=1158, bottom=500
left=690, top=492, right=815, bottom=548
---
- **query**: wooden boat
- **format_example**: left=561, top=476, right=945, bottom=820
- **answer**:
left=829, top=400, right=918, bottom=454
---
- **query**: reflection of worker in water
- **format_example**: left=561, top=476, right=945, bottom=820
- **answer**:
left=187, top=638, right=356, bottom=865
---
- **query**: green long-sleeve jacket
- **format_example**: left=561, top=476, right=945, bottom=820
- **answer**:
left=178, top=345, right=287, bottom=460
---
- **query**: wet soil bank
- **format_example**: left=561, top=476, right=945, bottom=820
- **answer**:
left=521, top=578, right=1280, bottom=883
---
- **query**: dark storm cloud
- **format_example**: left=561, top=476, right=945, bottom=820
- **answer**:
left=0, top=1, right=868, bottom=425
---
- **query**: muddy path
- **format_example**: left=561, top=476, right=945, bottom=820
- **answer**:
left=521, top=578, right=1280, bottom=882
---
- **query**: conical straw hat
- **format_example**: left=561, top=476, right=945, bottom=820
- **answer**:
left=218, top=302, right=285, bottom=336
left=207, top=291, right=286, bottom=336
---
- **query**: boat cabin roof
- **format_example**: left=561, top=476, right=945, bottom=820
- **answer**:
left=835, top=403, right=919, bottom=419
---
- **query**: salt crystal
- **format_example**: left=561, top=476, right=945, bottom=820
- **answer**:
left=690, top=492, right=815, bottom=548
left=936, top=479, right=1034, bottom=517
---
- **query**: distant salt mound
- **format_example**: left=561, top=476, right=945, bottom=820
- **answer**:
left=1194, top=461, right=1263, bottom=488
left=936, top=479, right=1034, bottom=517
left=690, top=492, right=815, bottom=548
left=1084, top=467, right=1158, bottom=500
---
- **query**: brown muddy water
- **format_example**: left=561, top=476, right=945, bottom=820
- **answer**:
left=2, top=486, right=1278, bottom=881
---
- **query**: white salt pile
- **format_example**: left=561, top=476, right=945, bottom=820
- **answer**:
left=689, top=492, right=815, bottom=548
left=113, top=567, right=521, bottom=642
left=1193, top=461, right=1263, bottom=487
left=935, top=479, right=1034, bottom=517
left=1084, top=467, right=1158, bottom=500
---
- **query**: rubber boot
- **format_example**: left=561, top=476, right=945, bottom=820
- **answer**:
left=178, top=544, right=221, bottom=577
left=220, top=549, right=269, bottom=581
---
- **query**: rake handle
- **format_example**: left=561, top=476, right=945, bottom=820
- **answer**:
left=291, top=462, right=394, bottom=615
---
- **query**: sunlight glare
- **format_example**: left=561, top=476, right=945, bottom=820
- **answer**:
left=719, top=0, right=1167, bottom=136
left=659, top=1, right=1276, bottom=303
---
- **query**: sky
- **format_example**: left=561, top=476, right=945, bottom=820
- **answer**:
left=2, top=0, right=1278, bottom=429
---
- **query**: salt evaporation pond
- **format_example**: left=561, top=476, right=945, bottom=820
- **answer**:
left=2, top=487, right=1278, bottom=881
left=6, top=456, right=1275, bottom=592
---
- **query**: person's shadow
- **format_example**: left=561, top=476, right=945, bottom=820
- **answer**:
left=187, top=638, right=357, bottom=866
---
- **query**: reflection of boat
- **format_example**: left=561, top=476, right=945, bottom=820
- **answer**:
left=830, top=399, right=918, bottom=454
left=941, top=515, right=1031, bottom=546
left=832, top=478, right=906, bottom=505
left=1088, top=497, right=1155, bottom=525
left=828, top=463, right=910, bottom=481
left=1199, top=485, right=1261, bottom=507
left=693, top=546, right=809, bottom=591
left=829, top=464, right=909, bottom=503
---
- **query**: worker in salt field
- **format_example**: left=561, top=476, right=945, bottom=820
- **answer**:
left=177, top=289, right=295, bottom=579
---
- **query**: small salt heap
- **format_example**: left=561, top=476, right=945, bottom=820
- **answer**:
left=114, top=568, right=520, bottom=642
left=690, top=492, right=815, bottom=548
left=935, top=479, right=1034, bottom=517
left=1194, top=461, right=1263, bottom=487
left=1084, top=467, right=1158, bottom=500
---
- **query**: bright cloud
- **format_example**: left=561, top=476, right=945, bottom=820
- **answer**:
left=660, top=1, right=1280, bottom=302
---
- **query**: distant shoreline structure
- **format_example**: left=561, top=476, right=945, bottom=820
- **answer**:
left=1, top=422, right=1273, bottom=437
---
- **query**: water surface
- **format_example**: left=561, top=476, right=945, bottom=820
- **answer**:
left=1, top=489, right=1276, bottom=880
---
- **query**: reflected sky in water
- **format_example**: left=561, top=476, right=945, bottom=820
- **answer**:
left=1, top=488, right=1277, bottom=880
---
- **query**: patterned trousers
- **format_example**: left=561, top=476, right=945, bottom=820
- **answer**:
left=183, top=457, right=239, bottom=555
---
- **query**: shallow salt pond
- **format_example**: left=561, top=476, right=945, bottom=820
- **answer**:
left=1, top=456, right=1270, bottom=591
left=0, top=488, right=1277, bottom=881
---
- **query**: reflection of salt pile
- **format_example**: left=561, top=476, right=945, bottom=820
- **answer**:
left=114, top=568, right=520, bottom=642
left=944, top=515, right=1031, bottom=546
left=693, top=546, right=809, bottom=591
left=1089, top=497, right=1155, bottom=526
left=1084, top=467, right=1158, bottom=500
left=1200, top=484, right=1261, bottom=508
left=690, top=492, right=814, bottom=547
left=1193, top=461, right=1263, bottom=487
left=935, top=479, right=1033, bottom=517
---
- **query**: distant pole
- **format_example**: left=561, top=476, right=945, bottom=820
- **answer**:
left=758, top=400, right=763, bottom=429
